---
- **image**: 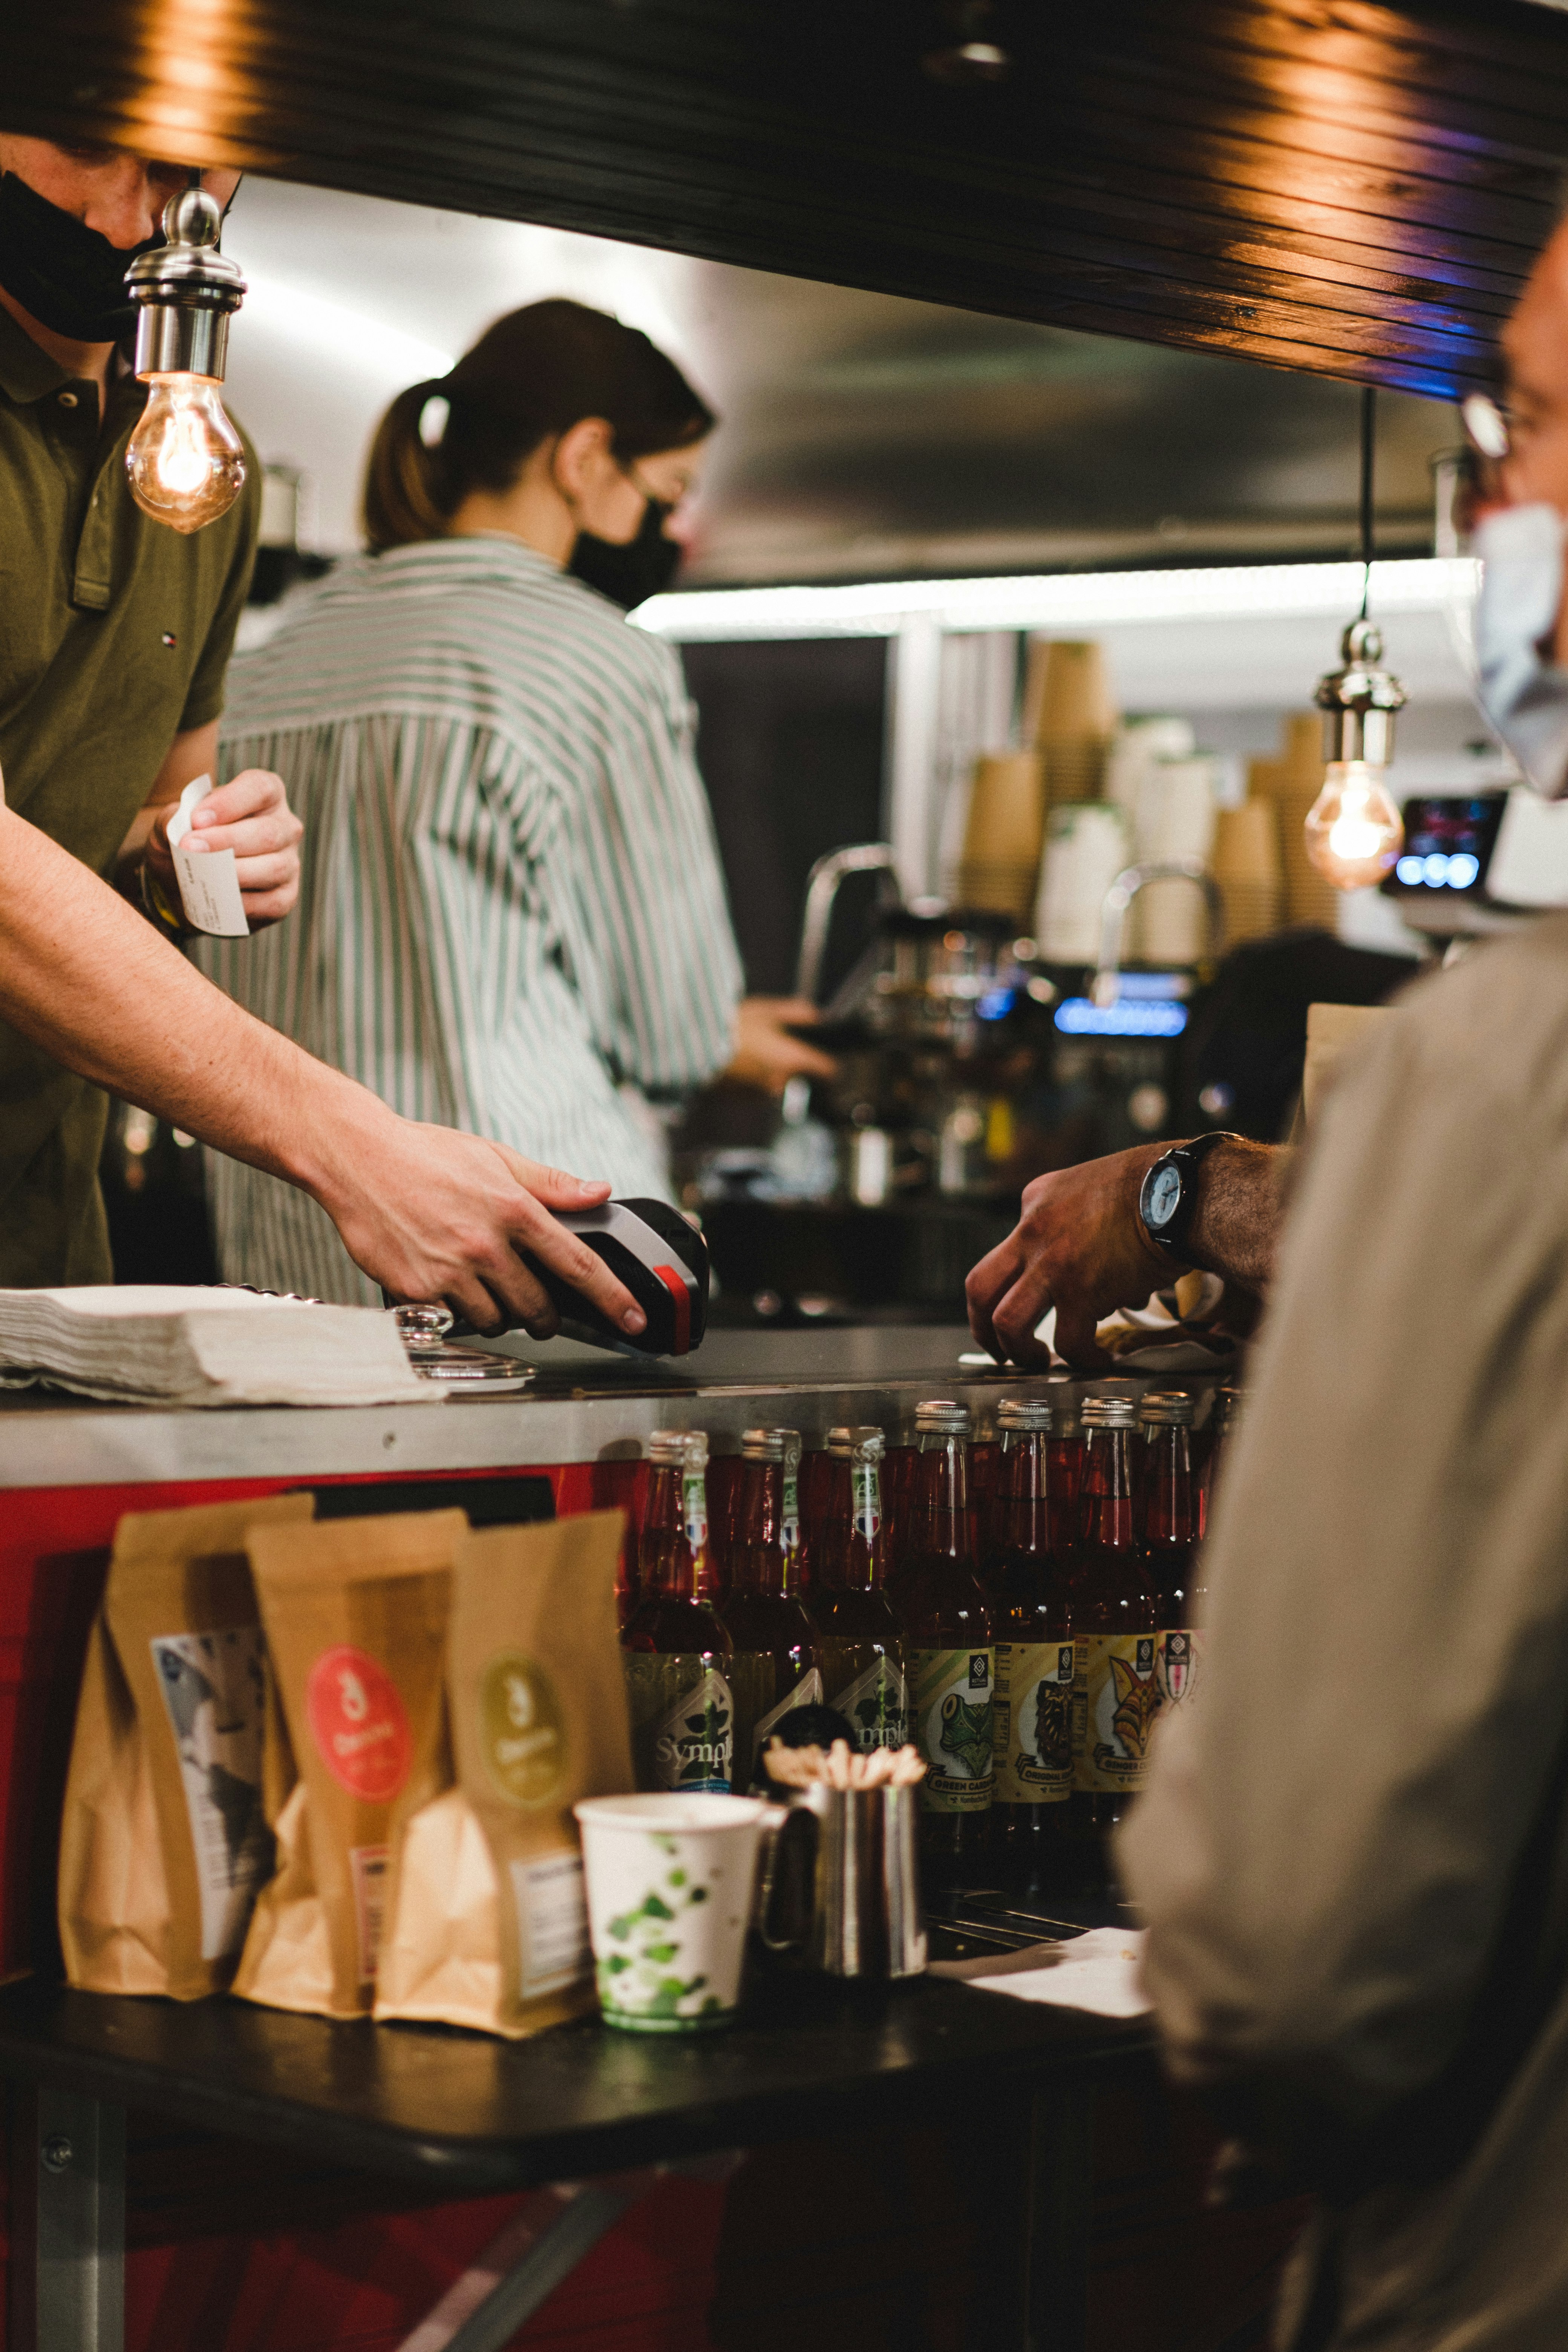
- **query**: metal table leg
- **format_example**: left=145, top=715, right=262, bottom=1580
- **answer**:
left=396, top=2180, right=637, bottom=2352
left=1021, top=2077, right=1095, bottom=2352
left=10, top=2087, right=126, bottom=2352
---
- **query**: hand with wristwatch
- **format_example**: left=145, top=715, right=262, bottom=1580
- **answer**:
left=966, top=1131, right=1282, bottom=1370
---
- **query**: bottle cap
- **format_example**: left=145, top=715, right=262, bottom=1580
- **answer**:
left=826, top=1425, right=855, bottom=1456
left=741, top=1427, right=786, bottom=1461
left=650, top=1428, right=707, bottom=1468
left=915, top=1398, right=972, bottom=1434
left=997, top=1396, right=1054, bottom=1431
left=1138, top=1390, right=1195, bottom=1427
left=1081, top=1394, right=1138, bottom=1430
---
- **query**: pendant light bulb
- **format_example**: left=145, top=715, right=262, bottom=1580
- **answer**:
left=1308, top=614, right=1407, bottom=893
left=126, top=374, right=246, bottom=533
left=123, top=183, right=247, bottom=535
left=1304, top=759, right=1404, bottom=889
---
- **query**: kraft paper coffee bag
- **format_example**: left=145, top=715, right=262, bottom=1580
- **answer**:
left=375, top=1511, right=631, bottom=2037
left=235, top=1511, right=462, bottom=2020
left=58, top=1492, right=314, bottom=1999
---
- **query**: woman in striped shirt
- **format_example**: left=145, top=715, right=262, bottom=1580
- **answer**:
left=199, top=300, right=830, bottom=1305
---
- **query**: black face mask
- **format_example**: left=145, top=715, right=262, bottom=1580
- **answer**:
left=0, top=171, right=163, bottom=345
left=570, top=496, right=684, bottom=610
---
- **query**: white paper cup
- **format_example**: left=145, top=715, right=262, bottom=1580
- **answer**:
left=574, top=1793, right=765, bottom=2034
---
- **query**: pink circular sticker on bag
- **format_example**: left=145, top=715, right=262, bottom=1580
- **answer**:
left=306, top=1645, right=412, bottom=1803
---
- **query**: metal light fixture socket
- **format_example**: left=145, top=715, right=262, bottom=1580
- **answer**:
left=125, top=184, right=246, bottom=380
left=1314, top=616, right=1407, bottom=768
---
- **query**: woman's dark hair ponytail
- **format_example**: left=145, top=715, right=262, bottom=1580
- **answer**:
left=362, top=299, right=715, bottom=551
left=363, top=379, right=452, bottom=551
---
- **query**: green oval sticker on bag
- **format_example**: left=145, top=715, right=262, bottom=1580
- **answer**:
left=481, top=1652, right=568, bottom=1808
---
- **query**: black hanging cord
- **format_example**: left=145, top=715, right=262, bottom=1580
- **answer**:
left=1359, top=384, right=1376, bottom=620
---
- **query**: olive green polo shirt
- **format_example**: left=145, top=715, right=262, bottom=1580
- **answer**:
left=0, top=300, right=260, bottom=1286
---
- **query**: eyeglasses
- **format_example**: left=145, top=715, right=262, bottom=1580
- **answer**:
left=1461, top=392, right=1511, bottom=464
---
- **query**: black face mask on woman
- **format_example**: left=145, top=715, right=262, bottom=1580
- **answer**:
left=0, top=171, right=164, bottom=345
left=570, top=496, right=684, bottom=611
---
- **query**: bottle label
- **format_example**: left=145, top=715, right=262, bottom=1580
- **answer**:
left=1073, top=1633, right=1161, bottom=1794
left=624, top=1657, right=733, bottom=1793
left=782, top=1462, right=800, bottom=1553
left=681, top=1469, right=708, bottom=1553
left=830, top=1653, right=910, bottom=1752
left=994, top=1640, right=1075, bottom=1805
left=1156, top=1627, right=1203, bottom=1712
left=749, top=1667, right=824, bottom=1775
left=913, top=1647, right=995, bottom=1813
left=852, top=1460, right=881, bottom=1544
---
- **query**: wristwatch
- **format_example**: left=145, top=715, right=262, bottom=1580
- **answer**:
left=1138, top=1132, right=1241, bottom=1265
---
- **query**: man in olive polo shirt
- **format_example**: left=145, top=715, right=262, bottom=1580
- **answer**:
left=0, top=134, right=300, bottom=1284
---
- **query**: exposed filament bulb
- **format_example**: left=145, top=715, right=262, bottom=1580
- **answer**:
left=125, top=374, right=246, bottom=534
left=1304, top=760, right=1404, bottom=891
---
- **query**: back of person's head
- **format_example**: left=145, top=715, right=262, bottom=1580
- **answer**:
left=364, top=297, right=715, bottom=550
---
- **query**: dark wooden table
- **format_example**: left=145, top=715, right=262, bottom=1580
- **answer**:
left=0, top=1967, right=1150, bottom=2352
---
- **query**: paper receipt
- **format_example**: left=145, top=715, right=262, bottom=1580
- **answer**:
left=165, top=774, right=250, bottom=938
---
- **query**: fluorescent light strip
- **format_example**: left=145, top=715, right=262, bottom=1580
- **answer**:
left=242, top=277, right=456, bottom=387
left=633, top=557, right=1481, bottom=641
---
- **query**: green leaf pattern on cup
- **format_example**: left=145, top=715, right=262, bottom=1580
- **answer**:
left=597, top=1836, right=726, bottom=2022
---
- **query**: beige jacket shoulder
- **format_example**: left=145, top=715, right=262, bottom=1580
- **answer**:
left=1122, top=912, right=1568, bottom=2352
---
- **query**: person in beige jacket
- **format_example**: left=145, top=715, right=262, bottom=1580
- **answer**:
left=1121, top=224, right=1568, bottom=2349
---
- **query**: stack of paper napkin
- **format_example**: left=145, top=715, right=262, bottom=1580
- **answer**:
left=0, top=1287, right=433, bottom=1409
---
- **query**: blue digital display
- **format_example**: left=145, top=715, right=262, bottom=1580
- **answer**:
left=1054, top=997, right=1188, bottom=1038
left=1394, top=851, right=1481, bottom=890
left=1385, top=796, right=1504, bottom=902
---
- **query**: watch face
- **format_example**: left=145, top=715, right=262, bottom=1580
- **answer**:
left=1147, top=1165, right=1183, bottom=1229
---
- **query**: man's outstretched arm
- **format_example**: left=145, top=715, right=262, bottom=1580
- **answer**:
left=966, top=1136, right=1286, bottom=1369
left=0, top=796, right=646, bottom=1341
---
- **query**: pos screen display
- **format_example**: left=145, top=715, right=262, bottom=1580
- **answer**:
left=1382, top=795, right=1507, bottom=901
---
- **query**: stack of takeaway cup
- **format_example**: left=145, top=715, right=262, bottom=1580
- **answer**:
left=1105, top=724, right=1204, bottom=964
left=956, top=749, right=1047, bottom=922
left=1022, top=640, right=1118, bottom=815
left=1211, top=800, right=1284, bottom=946
left=1034, top=801, right=1132, bottom=966
left=1247, top=712, right=1340, bottom=931
left=1127, top=754, right=1222, bottom=966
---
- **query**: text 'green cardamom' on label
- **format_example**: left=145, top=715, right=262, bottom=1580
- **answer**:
left=912, top=1646, right=994, bottom=1813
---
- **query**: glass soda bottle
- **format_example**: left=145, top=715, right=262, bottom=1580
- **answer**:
left=719, top=1427, right=821, bottom=1788
left=1136, top=1389, right=1191, bottom=1544
left=888, top=1399, right=995, bottom=1890
left=987, top=1397, right=1075, bottom=1890
left=1070, top=1394, right=1157, bottom=1894
left=1144, top=1390, right=1205, bottom=1730
left=1197, top=1380, right=1242, bottom=1540
left=1047, top=1392, right=1083, bottom=1560
left=812, top=1426, right=910, bottom=1752
left=621, top=1431, right=736, bottom=1793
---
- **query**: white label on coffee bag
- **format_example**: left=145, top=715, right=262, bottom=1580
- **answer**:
left=166, top=773, right=250, bottom=938
left=150, top=1626, right=269, bottom=1961
left=511, top=1851, right=590, bottom=1997
left=350, top=1842, right=388, bottom=1983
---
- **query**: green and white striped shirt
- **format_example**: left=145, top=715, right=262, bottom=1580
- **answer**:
left=196, top=535, right=742, bottom=1305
